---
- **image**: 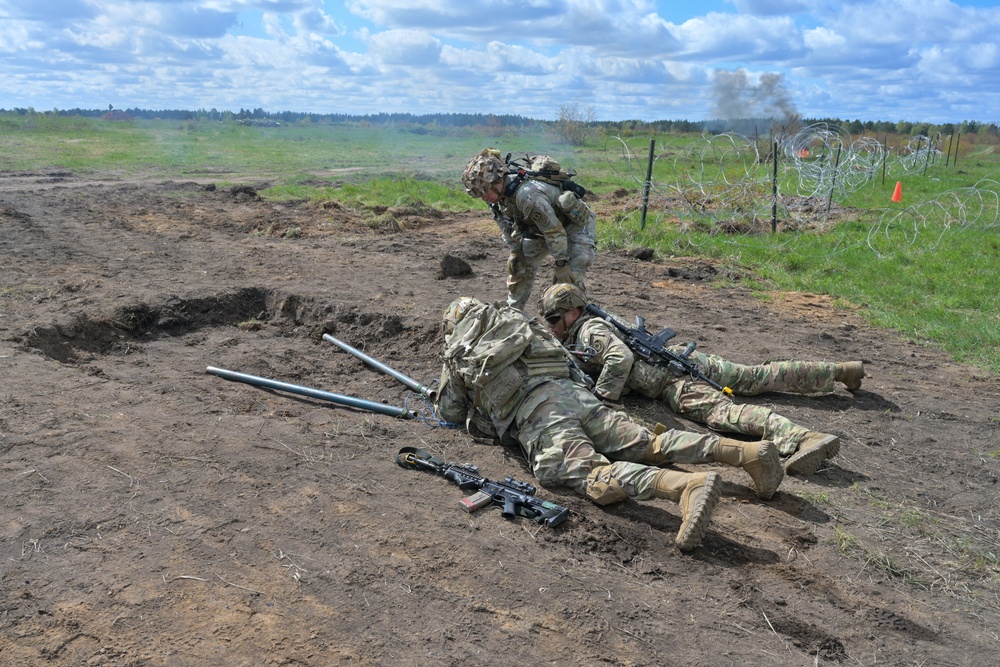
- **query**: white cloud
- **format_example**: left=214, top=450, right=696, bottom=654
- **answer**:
left=588, top=57, right=676, bottom=85
left=294, top=6, right=344, bottom=35
left=802, top=27, right=845, bottom=52
left=262, top=11, right=287, bottom=37
left=672, top=12, right=801, bottom=60
left=966, top=41, right=999, bottom=70
left=348, top=0, right=678, bottom=54
left=483, top=42, right=554, bottom=75
left=367, top=29, right=442, bottom=65
left=346, top=0, right=565, bottom=28
left=0, top=0, right=998, bottom=122
left=2, top=0, right=97, bottom=23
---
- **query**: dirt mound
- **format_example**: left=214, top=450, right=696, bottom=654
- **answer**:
left=1, top=178, right=997, bottom=666
left=437, top=253, right=473, bottom=279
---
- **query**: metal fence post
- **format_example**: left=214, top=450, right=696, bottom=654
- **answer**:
left=640, top=138, right=655, bottom=230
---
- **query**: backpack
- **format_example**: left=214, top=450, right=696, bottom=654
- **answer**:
left=444, top=303, right=571, bottom=434
left=504, top=153, right=587, bottom=199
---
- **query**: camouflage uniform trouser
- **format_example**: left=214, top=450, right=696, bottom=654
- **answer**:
left=512, top=379, right=718, bottom=502
left=657, top=351, right=838, bottom=457
left=506, top=220, right=596, bottom=311
left=685, top=349, right=837, bottom=396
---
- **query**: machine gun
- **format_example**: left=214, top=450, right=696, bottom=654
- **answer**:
left=583, top=303, right=733, bottom=396
left=396, top=447, right=569, bottom=528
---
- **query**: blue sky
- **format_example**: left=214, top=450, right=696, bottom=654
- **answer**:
left=1, top=0, right=998, bottom=123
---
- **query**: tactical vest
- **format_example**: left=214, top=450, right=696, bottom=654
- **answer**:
left=445, top=304, right=570, bottom=435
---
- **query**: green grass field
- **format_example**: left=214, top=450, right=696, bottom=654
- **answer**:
left=3, top=113, right=998, bottom=374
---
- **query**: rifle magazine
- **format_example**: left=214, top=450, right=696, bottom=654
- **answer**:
left=459, top=491, right=493, bottom=513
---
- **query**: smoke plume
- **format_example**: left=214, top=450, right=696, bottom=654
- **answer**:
left=711, top=69, right=797, bottom=120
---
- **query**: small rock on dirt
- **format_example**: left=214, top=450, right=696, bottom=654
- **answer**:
left=627, top=247, right=655, bottom=261
left=438, top=253, right=473, bottom=279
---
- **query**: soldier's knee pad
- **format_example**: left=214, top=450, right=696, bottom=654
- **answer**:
left=585, top=467, right=629, bottom=506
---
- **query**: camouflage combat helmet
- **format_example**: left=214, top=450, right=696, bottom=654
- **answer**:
left=539, top=283, right=588, bottom=320
left=461, top=148, right=507, bottom=198
left=442, top=296, right=484, bottom=338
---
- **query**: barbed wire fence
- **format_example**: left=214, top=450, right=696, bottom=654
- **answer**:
left=866, top=178, right=1000, bottom=258
left=602, top=125, right=998, bottom=256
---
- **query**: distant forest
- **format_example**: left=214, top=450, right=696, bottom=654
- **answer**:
left=2, top=106, right=997, bottom=139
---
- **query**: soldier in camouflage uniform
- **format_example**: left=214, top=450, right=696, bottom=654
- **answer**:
left=461, top=149, right=596, bottom=311
left=538, top=283, right=867, bottom=476
left=434, top=296, right=786, bottom=552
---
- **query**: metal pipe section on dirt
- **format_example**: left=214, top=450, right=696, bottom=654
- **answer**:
left=205, top=366, right=416, bottom=419
left=322, top=333, right=436, bottom=399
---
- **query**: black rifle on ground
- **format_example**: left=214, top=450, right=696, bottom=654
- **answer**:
left=396, top=447, right=569, bottom=528
left=583, top=303, right=734, bottom=396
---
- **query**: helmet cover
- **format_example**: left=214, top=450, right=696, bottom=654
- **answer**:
left=539, top=283, right=588, bottom=320
left=442, top=296, right=484, bottom=337
left=461, top=149, right=506, bottom=198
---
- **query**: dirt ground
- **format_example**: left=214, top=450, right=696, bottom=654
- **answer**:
left=2, top=172, right=998, bottom=667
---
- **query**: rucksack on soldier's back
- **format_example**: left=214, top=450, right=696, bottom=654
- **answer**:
left=505, top=153, right=588, bottom=199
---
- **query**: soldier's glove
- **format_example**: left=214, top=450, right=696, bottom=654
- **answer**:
left=553, top=259, right=572, bottom=284
left=507, top=251, right=527, bottom=279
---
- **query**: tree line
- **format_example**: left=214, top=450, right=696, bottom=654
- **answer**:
left=2, top=106, right=996, bottom=140
left=1, top=106, right=539, bottom=128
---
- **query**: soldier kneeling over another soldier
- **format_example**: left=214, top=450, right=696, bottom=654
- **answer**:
left=433, top=297, right=786, bottom=552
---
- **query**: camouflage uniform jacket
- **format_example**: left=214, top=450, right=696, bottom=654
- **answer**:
left=496, top=177, right=594, bottom=264
left=436, top=302, right=582, bottom=440
left=563, top=313, right=638, bottom=400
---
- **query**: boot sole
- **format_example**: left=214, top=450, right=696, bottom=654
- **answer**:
left=753, top=441, right=784, bottom=500
left=675, top=472, right=722, bottom=552
left=784, top=435, right=841, bottom=476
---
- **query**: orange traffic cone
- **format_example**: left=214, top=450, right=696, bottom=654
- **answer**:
left=892, top=181, right=902, bottom=203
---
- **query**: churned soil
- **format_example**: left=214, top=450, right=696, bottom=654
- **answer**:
left=1, top=172, right=998, bottom=666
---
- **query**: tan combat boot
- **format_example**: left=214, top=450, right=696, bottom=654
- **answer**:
left=835, top=361, right=865, bottom=391
left=652, top=470, right=722, bottom=552
left=784, top=432, right=840, bottom=476
left=714, top=438, right=784, bottom=500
